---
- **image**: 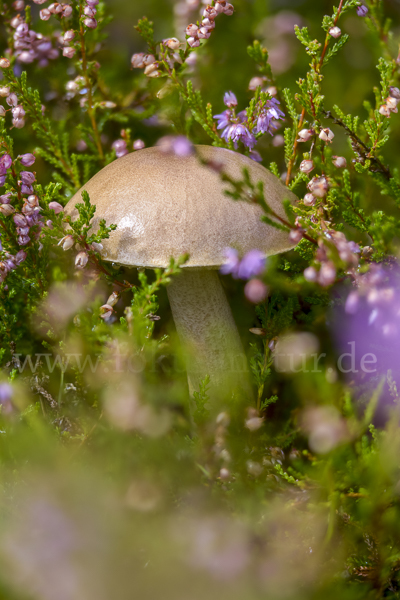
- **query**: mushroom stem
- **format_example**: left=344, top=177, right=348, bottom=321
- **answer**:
left=167, top=269, right=252, bottom=402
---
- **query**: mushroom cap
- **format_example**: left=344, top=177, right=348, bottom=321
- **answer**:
left=65, top=145, right=297, bottom=269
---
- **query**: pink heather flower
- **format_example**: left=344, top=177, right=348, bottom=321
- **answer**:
left=13, top=213, right=27, bottom=227
left=112, top=139, right=128, bottom=158
left=0, top=154, right=12, bottom=171
left=248, top=76, right=265, bottom=90
left=304, top=266, right=317, bottom=282
left=157, top=135, right=194, bottom=157
left=223, top=2, right=234, bottom=15
left=289, top=229, right=303, bottom=244
left=357, top=4, right=368, bottom=16
left=319, top=128, right=334, bottom=143
left=0, top=106, right=5, bottom=117
left=20, top=171, right=35, bottom=184
left=100, top=304, right=114, bottom=319
left=379, top=104, right=391, bottom=117
left=75, top=251, right=89, bottom=268
left=62, top=4, right=73, bottom=17
left=86, top=0, right=99, bottom=5
left=131, top=53, right=145, bottom=68
left=0, top=193, right=13, bottom=204
left=0, top=86, right=10, bottom=97
left=58, top=235, right=74, bottom=250
left=244, top=279, right=268, bottom=303
left=49, top=2, right=63, bottom=14
left=13, top=118, right=25, bottom=129
left=63, top=47, right=76, bottom=58
left=165, top=37, right=180, bottom=50
left=19, top=153, right=35, bottom=166
left=214, top=0, right=226, bottom=13
left=63, top=29, right=75, bottom=42
left=17, top=234, right=30, bottom=245
left=329, top=26, right=341, bottom=38
left=0, top=58, right=11, bottom=68
left=303, top=193, right=316, bottom=206
left=318, top=262, right=336, bottom=287
left=14, top=249, right=26, bottom=264
left=186, top=23, right=199, bottom=36
left=308, top=176, right=329, bottom=198
left=187, top=37, right=200, bottom=48
left=297, top=128, right=314, bottom=142
left=203, top=5, right=218, bottom=19
left=332, top=155, right=347, bottom=168
left=6, top=93, right=18, bottom=107
left=386, top=97, right=398, bottom=112
left=48, top=201, right=63, bottom=214
left=83, top=17, right=97, bottom=28
left=224, top=91, right=237, bottom=107
left=0, top=204, right=15, bottom=216
left=237, top=249, right=266, bottom=280
left=201, top=18, right=215, bottom=30
left=197, top=27, right=211, bottom=39
left=0, top=383, right=13, bottom=414
left=133, top=139, right=145, bottom=150
left=389, top=87, right=400, bottom=100
left=13, top=0, right=25, bottom=10
left=40, top=9, right=51, bottom=20
left=144, top=63, right=160, bottom=77
left=0, top=175, right=6, bottom=186
left=83, top=6, right=96, bottom=17
left=300, top=159, right=314, bottom=174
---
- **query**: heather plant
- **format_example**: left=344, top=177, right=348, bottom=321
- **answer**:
left=1, top=0, right=400, bottom=598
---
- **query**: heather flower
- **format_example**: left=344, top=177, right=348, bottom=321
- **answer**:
left=0, top=86, right=10, bottom=97
left=224, top=91, right=237, bottom=107
left=83, top=17, right=97, bottom=28
left=157, top=135, right=194, bottom=156
left=63, top=29, right=75, bottom=42
left=165, top=37, right=180, bottom=50
left=17, top=234, right=30, bottom=245
left=84, top=6, right=96, bottom=17
left=332, top=155, right=347, bottom=168
left=6, top=93, right=18, bottom=107
left=356, top=4, right=368, bottom=16
left=248, top=76, right=265, bottom=90
left=100, top=304, right=114, bottom=319
left=318, top=262, right=336, bottom=287
left=48, top=201, right=63, bottom=214
left=197, top=27, right=211, bottom=39
left=203, top=4, right=218, bottom=19
left=0, top=154, right=12, bottom=171
left=223, top=123, right=256, bottom=149
left=303, top=193, right=316, bottom=206
left=244, top=279, right=268, bottom=303
left=237, top=249, right=266, bottom=279
left=63, top=47, right=76, bottom=58
left=389, top=86, right=400, bottom=100
left=133, top=139, right=145, bottom=150
left=144, top=62, right=160, bottom=77
left=308, top=176, right=329, bottom=198
left=304, top=266, right=317, bottom=282
left=255, top=98, right=285, bottom=135
left=0, top=382, right=13, bottom=414
left=329, top=26, right=341, bottom=38
left=13, top=213, right=27, bottom=227
left=62, top=4, right=73, bottom=17
left=19, top=153, right=35, bottom=166
left=0, top=58, right=10, bottom=68
left=0, top=204, right=15, bottom=216
left=201, top=18, right=215, bottom=30
left=220, top=247, right=240, bottom=277
left=0, top=193, right=13, bottom=204
left=186, top=23, right=199, bottom=36
left=112, top=139, right=128, bottom=158
left=39, top=9, right=51, bottom=20
left=289, top=229, right=303, bottom=244
left=319, top=128, right=334, bottom=143
left=58, top=235, right=74, bottom=250
left=300, top=159, right=314, bottom=174
left=297, top=128, right=314, bottom=142
left=75, top=251, right=89, bottom=268
left=20, top=171, right=36, bottom=184
left=187, top=36, right=200, bottom=48
left=249, top=149, right=262, bottom=162
left=131, top=52, right=146, bottom=68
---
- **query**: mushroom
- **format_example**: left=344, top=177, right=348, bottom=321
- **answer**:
left=65, top=146, right=297, bottom=402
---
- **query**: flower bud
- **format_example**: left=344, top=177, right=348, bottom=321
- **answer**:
left=186, top=23, right=199, bottom=36
left=356, top=4, right=368, bottom=17
left=303, top=193, right=316, bottom=206
left=332, top=155, right=347, bottom=168
left=12, top=118, right=25, bottom=129
left=0, top=86, right=10, bottom=97
left=300, top=159, right=314, bottom=174
left=26, top=194, right=39, bottom=207
left=244, top=279, right=268, bottom=304
left=308, top=175, right=329, bottom=198
left=214, top=0, right=226, bottom=13
left=16, top=226, right=29, bottom=236
left=0, top=193, right=12, bottom=204
left=144, top=62, right=160, bottom=76
left=20, top=171, right=35, bottom=184
left=131, top=53, right=145, bottom=68
left=203, top=5, right=218, bottom=19
left=83, top=5, right=96, bottom=17
left=63, top=29, right=75, bottom=42
left=304, top=266, right=317, bottom=282
left=319, top=128, right=334, bottom=143
left=329, top=26, right=341, bottom=38
left=165, top=37, right=180, bottom=50
left=86, top=0, right=99, bottom=5
left=0, top=58, right=10, bottom=69
left=13, top=0, right=25, bottom=10
left=297, top=128, right=314, bottom=142
left=62, top=4, right=73, bottom=17
left=39, top=8, right=51, bottom=20
left=197, top=26, right=211, bottom=39
left=379, top=104, right=391, bottom=117
left=14, top=249, right=26, bottom=264
left=100, top=304, right=114, bottom=319
left=17, top=234, right=30, bottom=245
left=248, top=76, right=264, bottom=90
left=245, top=416, right=264, bottom=431
left=83, top=17, right=97, bottom=28
left=0, top=107, right=5, bottom=117
left=91, top=242, right=103, bottom=252
left=63, top=47, right=76, bottom=58
left=219, top=468, right=230, bottom=480
left=0, top=154, right=12, bottom=171
left=187, top=37, right=200, bottom=48
left=48, top=201, right=63, bottom=214
left=0, top=204, right=15, bottom=216
left=19, top=153, right=35, bottom=166
left=289, top=229, right=303, bottom=244
left=12, top=105, right=25, bottom=119
left=143, top=54, right=156, bottom=66
left=66, top=80, right=79, bottom=92
left=386, top=96, right=398, bottom=112
left=201, top=18, right=215, bottom=30
left=133, top=139, right=145, bottom=150
left=318, top=262, right=336, bottom=287
left=389, top=86, right=400, bottom=100
left=58, top=234, right=74, bottom=250
left=6, top=93, right=18, bottom=107
left=107, top=291, right=120, bottom=307
left=13, top=213, right=27, bottom=227
left=223, top=3, right=234, bottom=15
left=75, top=250, right=89, bottom=268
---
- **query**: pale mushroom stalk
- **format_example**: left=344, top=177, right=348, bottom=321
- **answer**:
left=167, top=269, right=251, bottom=399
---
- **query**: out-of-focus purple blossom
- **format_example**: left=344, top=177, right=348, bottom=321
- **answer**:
left=48, top=201, right=63, bottom=214
left=112, top=139, right=128, bottom=158
left=304, top=266, right=317, bottom=282
left=133, top=139, right=145, bottom=150
left=289, top=229, right=303, bottom=244
left=84, top=5, right=96, bottom=17
left=356, top=4, right=368, bottom=16
left=248, top=76, right=265, bottom=90
left=224, top=91, right=237, bottom=107
left=220, top=247, right=240, bottom=277
left=249, top=150, right=262, bottom=162
left=19, top=153, right=35, bottom=166
left=237, top=249, right=266, bottom=280
left=0, top=58, right=11, bottom=68
left=244, top=279, right=268, bottom=303
left=157, top=135, right=194, bottom=157
left=0, top=382, right=13, bottom=414
left=63, top=47, right=76, bottom=58
left=12, top=118, right=25, bottom=129
left=318, top=262, right=336, bottom=287
left=0, top=86, right=10, bottom=97
left=0, top=176, right=6, bottom=187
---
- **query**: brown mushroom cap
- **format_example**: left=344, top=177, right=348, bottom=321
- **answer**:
left=65, top=145, right=297, bottom=268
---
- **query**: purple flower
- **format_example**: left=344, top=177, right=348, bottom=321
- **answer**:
left=255, top=98, right=285, bottom=135
left=20, top=153, right=35, bottom=166
left=249, top=150, right=262, bottom=162
left=237, top=249, right=266, bottom=279
left=157, top=135, right=194, bottom=157
left=0, top=176, right=6, bottom=187
left=20, top=171, right=36, bottom=184
left=213, top=110, right=232, bottom=130
left=0, top=382, right=13, bottom=414
left=0, top=154, right=12, bottom=171
left=220, top=247, right=240, bottom=277
left=356, top=4, right=368, bottom=16
left=222, top=123, right=256, bottom=150
left=224, top=91, right=238, bottom=108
